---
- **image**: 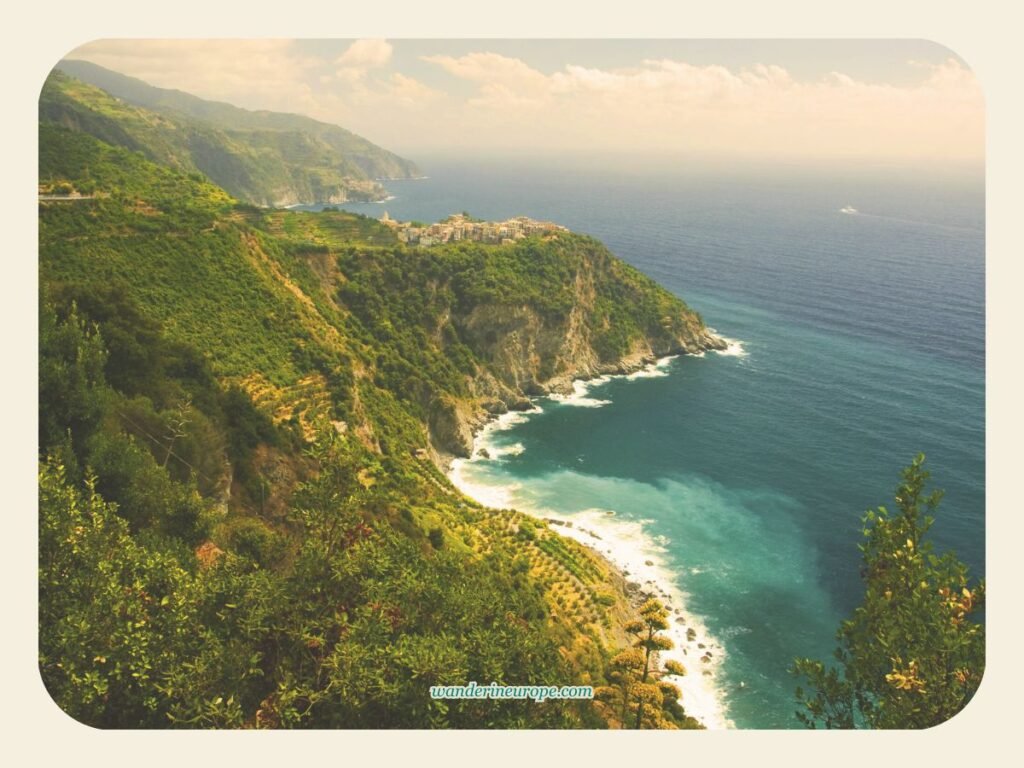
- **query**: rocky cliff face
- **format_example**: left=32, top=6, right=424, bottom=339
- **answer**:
left=427, top=262, right=726, bottom=461
left=262, top=171, right=393, bottom=207
left=267, top=181, right=389, bottom=209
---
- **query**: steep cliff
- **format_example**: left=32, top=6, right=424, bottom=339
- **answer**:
left=333, top=233, right=725, bottom=460
left=431, top=304, right=724, bottom=458
left=456, top=272, right=725, bottom=396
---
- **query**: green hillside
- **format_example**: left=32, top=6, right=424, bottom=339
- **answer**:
left=41, top=66, right=420, bottom=207
left=38, top=123, right=714, bottom=729
left=57, top=59, right=420, bottom=181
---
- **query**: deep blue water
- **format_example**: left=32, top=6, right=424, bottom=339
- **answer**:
left=302, top=158, right=985, bottom=728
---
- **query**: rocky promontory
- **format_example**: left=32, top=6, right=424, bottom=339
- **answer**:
left=425, top=242, right=727, bottom=461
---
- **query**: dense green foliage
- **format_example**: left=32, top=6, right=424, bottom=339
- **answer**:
left=792, top=455, right=985, bottom=729
left=39, top=443, right=595, bottom=728
left=37, top=285, right=603, bottom=728
left=42, top=65, right=419, bottom=206
left=339, top=234, right=704, bottom=363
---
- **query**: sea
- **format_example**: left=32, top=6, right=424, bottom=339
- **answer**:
left=296, top=157, right=985, bottom=729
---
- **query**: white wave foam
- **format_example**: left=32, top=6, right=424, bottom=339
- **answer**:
left=704, top=328, right=747, bottom=359
left=711, top=335, right=748, bottom=358
left=549, top=377, right=613, bottom=408
left=449, top=460, right=520, bottom=510
left=547, top=352, right=696, bottom=404
left=551, top=509, right=733, bottom=729
left=839, top=205, right=858, bottom=215
left=484, top=407, right=543, bottom=434
left=447, top=471, right=735, bottom=729
left=470, top=406, right=544, bottom=459
left=490, top=442, right=525, bottom=458
left=624, top=355, right=677, bottom=380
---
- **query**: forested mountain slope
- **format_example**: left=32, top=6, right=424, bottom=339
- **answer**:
left=42, top=65, right=420, bottom=206
left=38, top=121, right=717, bottom=728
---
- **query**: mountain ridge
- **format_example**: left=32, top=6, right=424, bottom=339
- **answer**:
left=44, top=61, right=421, bottom=206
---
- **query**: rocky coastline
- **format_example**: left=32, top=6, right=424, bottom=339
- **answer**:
left=444, top=341, right=735, bottom=728
left=430, top=324, right=727, bottom=470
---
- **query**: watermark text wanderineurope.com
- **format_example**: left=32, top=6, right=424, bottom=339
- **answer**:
left=430, top=682, right=594, bottom=703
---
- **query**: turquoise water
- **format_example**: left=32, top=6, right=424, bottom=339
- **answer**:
left=306, top=159, right=985, bottom=728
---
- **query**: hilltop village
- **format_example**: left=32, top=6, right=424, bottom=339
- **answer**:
left=380, top=211, right=568, bottom=246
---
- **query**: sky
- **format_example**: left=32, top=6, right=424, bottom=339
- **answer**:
left=64, top=39, right=984, bottom=168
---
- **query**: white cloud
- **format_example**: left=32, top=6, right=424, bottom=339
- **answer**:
left=59, top=42, right=983, bottom=164
left=334, top=38, right=393, bottom=82
left=421, top=53, right=983, bottom=162
left=67, top=39, right=320, bottom=109
left=337, top=38, right=393, bottom=69
left=423, top=52, right=546, bottom=86
left=386, top=72, right=443, bottom=108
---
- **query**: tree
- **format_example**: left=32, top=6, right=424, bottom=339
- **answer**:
left=38, top=458, right=197, bottom=727
left=38, top=302, right=108, bottom=453
left=162, top=397, right=192, bottom=468
left=793, top=454, right=984, bottom=729
left=596, top=598, right=699, bottom=729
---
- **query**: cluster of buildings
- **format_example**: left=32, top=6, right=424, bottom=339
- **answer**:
left=380, top=211, right=567, bottom=246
